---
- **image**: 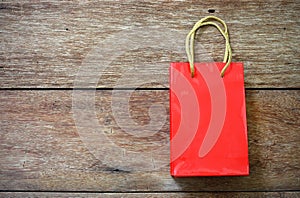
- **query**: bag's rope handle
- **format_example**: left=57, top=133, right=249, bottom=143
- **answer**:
left=186, top=16, right=232, bottom=77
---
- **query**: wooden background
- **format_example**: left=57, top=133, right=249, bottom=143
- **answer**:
left=0, top=0, right=299, bottom=197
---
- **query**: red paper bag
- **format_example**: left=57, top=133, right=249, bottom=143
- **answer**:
left=170, top=16, right=249, bottom=176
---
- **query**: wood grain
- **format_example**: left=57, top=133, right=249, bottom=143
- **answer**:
left=1, top=0, right=299, bottom=195
left=0, top=192, right=299, bottom=198
left=0, top=90, right=299, bottom=191
left=0, top=0, right=299, bottom=88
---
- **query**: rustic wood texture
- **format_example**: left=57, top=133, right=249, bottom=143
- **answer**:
left=1, top=0, right=299, bottom=196
left=1, top=192, right=299, bottom=198
left=1, top=0, right=300, bottom=88
left=0, top=90, right=299, bottom=191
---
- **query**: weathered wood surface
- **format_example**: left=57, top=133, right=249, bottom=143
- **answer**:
left=1, top=0, right=299, bottom=88
left=0, top=192, right=299, bottom=198
left=0, top=90, right=299, bottom=191
left=1, top=0, right=299, bottom=196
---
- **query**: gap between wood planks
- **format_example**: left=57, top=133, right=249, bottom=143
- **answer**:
left=0, top=88, right=299, bottom=91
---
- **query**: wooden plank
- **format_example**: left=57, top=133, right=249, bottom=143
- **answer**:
left=0, top=90, right=299, bottom=191
left=0, top=192, right=299, bottom=198
left=0, top=0, right=299, bottom=88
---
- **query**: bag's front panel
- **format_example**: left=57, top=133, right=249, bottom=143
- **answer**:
left=170, top=62, right=249, bottom=176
